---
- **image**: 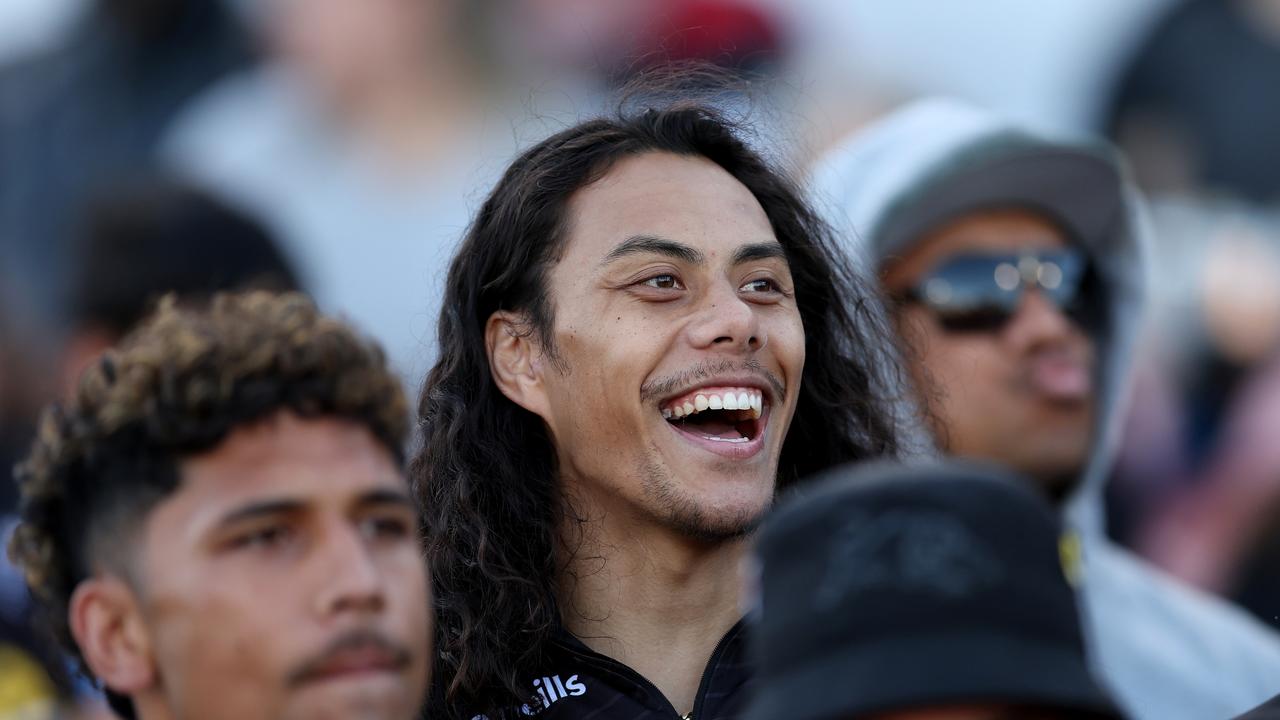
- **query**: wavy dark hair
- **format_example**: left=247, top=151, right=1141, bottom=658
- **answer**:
left=413, top=91, right=907, bottom=717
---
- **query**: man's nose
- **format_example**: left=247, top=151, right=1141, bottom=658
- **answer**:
left=1004, top=288, right=1080, bottom=349
left=686, top=282, right=765, bottom=352
left=313, top=524, right=387, bottom=617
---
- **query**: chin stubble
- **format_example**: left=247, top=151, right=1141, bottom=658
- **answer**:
left=638, top=460, right=765, bottom=542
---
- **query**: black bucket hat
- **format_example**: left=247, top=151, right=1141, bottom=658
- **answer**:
left=745, top=460, right=1125, bottom=720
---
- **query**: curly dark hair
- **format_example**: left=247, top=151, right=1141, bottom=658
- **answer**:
left=7, top=290, right=408, bottom=713
left=413, top=91, right=909, bottom=716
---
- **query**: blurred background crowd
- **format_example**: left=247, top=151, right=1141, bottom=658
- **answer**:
left=3, top=0, right=1280, bottom=711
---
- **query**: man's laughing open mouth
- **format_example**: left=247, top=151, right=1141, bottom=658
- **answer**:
left=659, top=385, right=771, bottom=459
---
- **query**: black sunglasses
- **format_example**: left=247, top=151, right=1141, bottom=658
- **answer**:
left=894, top=249, right=1090, bottom=332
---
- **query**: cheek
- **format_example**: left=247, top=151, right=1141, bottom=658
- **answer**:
left=900, top=321, right=989, bottom=398
left=382, top=550, right=432, bottom=634
left=146, top=580, right=289, bottom=704
left=546, top=366, right=637, bottom=457
left=540, top=317, right=672, bottom=479
left=773, top=311, right=806, bottom=375
left=552, top=313, right=660, bottom=412
left=920, top=338, right=1015, bottom=423
left=144, top=543, right=314, bottom=671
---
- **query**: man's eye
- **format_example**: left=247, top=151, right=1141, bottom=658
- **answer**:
left=231, top=525, right=294, bottom=551
left=641, top=274, right=683, bottom=290
left=740, top=278, right=780, bottom=293
left=361, top=516, right=411, bottom=541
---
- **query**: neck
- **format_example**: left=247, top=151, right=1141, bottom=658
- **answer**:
left=557, top=493, right=747, bottom=715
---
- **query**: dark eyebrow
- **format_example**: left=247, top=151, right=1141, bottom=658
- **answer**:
left=355, top=488, right=416, bottom=511
left=216, top=499, right=304, bottom=528
left=600, top=235, right=705, bottom=267
left=214, top=489, right=414, bottom=528
left=732, top=242, right=788, bottom=266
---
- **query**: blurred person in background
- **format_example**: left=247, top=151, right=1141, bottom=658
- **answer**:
left=0, top=297, right=54, bottom=518
left=56, top=176, right=302, bottom=398
left=2, top=177, right=302, bottom=718
left=811, top=98, right=1280, bottom=720
left=3, top=174, right=302, bottom=519
left=2, top=281, right=79, bottom=720
left=485, top=0, right=660, bottom=93
left=1098, top=0, right=1280, bottom=633
left=414, top=95, right=911, bottom=719
left=1134, top=336, right=1280, bottom=631
left=0, top=0, right=256, bottom=333
left=1104, top=0, right=1280, bottom=203
left=2, top=334, right=71, bottom=718
left=747, top=461, right=1125, bottom=720
left=163, top=0, right=528, bottom=385
left=495, top=0, right=788, bottom=87
left=8, top=291, right=431, bottom=720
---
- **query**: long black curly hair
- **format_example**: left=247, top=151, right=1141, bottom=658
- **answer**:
left=413, top=89, right=908, bottom=718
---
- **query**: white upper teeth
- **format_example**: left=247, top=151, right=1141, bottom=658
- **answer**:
left=662, top=389, right=764, bottom=420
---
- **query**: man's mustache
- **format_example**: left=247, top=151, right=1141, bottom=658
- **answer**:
left=640, top=358, right=786, bottom=405
left=286, top=628, right=414, bottom=686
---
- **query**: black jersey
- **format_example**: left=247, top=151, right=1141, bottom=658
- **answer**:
left=468, top=620, right=751, bottom=720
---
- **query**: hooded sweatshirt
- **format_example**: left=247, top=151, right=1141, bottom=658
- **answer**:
left=809, top=98, right=1280, bottom=720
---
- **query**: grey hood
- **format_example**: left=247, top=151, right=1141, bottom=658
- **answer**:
left=809, top=98, right=1148, bottom=538
left=809, top=99, right=1280, bottom=720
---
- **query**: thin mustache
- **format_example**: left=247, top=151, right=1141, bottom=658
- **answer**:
left=639, top=358, right=786, bottom=405
left=286, top=629, right=413, bottom=686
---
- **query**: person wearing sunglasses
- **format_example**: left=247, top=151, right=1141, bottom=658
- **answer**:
left=811, top=98, right=1280, bottom=720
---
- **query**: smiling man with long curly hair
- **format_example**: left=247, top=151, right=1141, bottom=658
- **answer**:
left=414, top=87, right=915, bottom=720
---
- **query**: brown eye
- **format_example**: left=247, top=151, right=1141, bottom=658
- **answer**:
left=740, top=278, right=779, bottom=294
left=230, top=524, right=295, bottom=551
left=642, top=274, right=683, bottom=290
left=360, top=515, right=412, bottom=541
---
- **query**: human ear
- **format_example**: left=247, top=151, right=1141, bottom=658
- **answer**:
left=485, top=311, right=552, bottom=420
left=69, top=576, right=156, bottom=696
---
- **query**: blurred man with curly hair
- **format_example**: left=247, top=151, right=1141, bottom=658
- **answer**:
left=8, top=291, right=431, bottom=720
